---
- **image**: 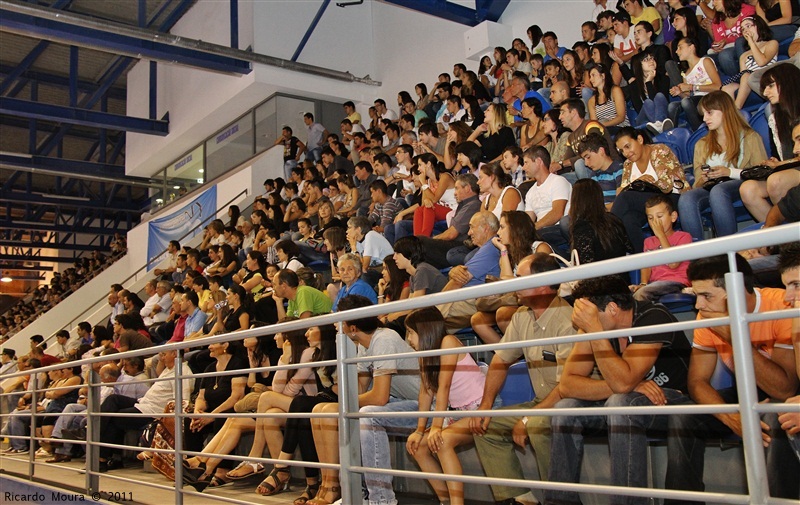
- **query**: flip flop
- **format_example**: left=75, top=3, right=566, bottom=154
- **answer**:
left=226, top=461, right=266, bottom=480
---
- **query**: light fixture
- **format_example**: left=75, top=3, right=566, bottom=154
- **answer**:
left=0, top=276, right=11, bottom=283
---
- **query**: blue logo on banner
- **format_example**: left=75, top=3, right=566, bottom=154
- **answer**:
left=146, top=186, right=217, bottom=270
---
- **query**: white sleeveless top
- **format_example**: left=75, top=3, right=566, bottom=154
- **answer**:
left=684, top=57, right=716, bottom=95
left=485, top=186, right=524, bottom=218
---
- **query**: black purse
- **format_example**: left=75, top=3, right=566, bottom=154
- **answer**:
left=624, top=179, right=664, bottom=193
left=740, top=159, right=800, bottom=181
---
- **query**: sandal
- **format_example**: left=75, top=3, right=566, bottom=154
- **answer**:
left=182, top=462, right=207, bottom=483
left=207, top=475, right=234, bottom=489
left=308, top=486, right=341, bottom=505
left=294, top=481, right=321, bottom=505
left=256, top=466, right=291, bottom=496
left=184, top=473, right=211, bottom=492
left=226, top=461, right=266, bottom=480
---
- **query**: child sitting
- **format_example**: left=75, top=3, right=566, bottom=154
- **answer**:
left=631, top=194, right=691, bottom=301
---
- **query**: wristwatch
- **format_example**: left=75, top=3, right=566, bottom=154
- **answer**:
left=521, top=416, right=529, bottom=426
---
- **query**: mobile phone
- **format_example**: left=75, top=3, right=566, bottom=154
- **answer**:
left=542, top=350, right=557, bottom=363
left=214, top=300, right=228, bottom=310
left=700, top=164, right=710, bottom=173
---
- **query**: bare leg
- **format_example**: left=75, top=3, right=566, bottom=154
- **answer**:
left=310, top=403, right=341, bottom=504
left=435, top=419, right=477, bottom=505
left=740, top=180, right=772, bottom=222
left=203, top=417, right=256, bottom=473
left=409, top=432, right=450, bottom=502
left=470, top=311, right=501, bottom=345
left=767, top=169, right=800, bottom=203
left=496, top=305, right=518, bottom=334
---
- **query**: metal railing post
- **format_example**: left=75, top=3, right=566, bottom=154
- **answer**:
left=337, top=324, right=362, bottom=504
left=86, top=369, right=100, bottom=492
left=173, top=352, right=185, bottom=505
left=28, top=378, right=37, bottom=477
left=725, top=257, right=768, bottom=504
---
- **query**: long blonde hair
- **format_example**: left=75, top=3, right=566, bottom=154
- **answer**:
left=486, top=103, right=509, bottom=135
left=699, top=91, right=753, bottom=165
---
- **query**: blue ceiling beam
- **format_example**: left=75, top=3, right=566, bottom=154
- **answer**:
left=382, top=0, right=509, bottom=26
left=0, top=254, right=87, bottom=263
left=292, top=0, right=330, bottom=62
left=0, top=11, right=252, bottom=75
left=0, top=65, right=128, bottom=100
left=0, top=97, right=169, bottom=135
left=0, top=115, right=123, bottom=141
left=0, top=152, right=125, bottom=178
left=0, top=192, right=143, bottom=213
left=0, top=240, right=111, bottom=252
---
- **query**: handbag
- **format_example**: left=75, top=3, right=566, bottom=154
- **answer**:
left=624, top=179, right=664, bottom=193
left=550, top=250, right=581, bottom=298
left=151, top=400, right=192, bottom=482
left=233, top=383, right=268, bottom=413
left=740, top=159, right=800, bottom=181
left=701, top=176, right=732, bottom=191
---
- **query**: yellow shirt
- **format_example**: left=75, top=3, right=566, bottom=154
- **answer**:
left=632, top=7, right=663, bottom=34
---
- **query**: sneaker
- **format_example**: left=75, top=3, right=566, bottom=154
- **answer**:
left=661, top=118, right=674, bottom=133
left=646, top=120, right=664, bottom=136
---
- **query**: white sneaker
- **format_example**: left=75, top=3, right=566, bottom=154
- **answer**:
left=661, top=118, right=674, bottom=132
left=646, top=120, right=664, bottom=135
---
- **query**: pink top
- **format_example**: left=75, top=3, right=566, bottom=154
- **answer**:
left=272, top=347, right=318, bottom=397
left=643, top=231, right=692, bottom=285
left=446, top=353, right=486, bottom=409
left=712, top=4, right=756, bottom=46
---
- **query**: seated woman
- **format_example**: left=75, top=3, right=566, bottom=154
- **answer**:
left=329, top=253, right=378, bottom=310
left=248, top=325, right=337, bottom=503
left=444, top=122, right=474, bottom=173
left=467, top=103, right=516, bottom=163
left=336, top=176, right=360, bottom=218
left=721, top=16, right=778, bottom=109
left=741, top=65, right=800, bottom=221
left=275, top=239, right=304, bottom=272
left=611, top=127, right=688, bottom=252
left=391, top=235, right=448, bottom=309
left=405, top=307, right=490, bottom=505
left=588, top=63, right=630, bottom=131
left=708, top=0, right=756, bottom=77
left=181, top=340, right=248, bottom=490
left=376, top=255, right=410, bottom=328
left=471, top=211, right=552, bottom=345
left=630, top=51, right=672, bottom=132
left=590, top=43, right=624, bottom=87
left=668, top=37, right=723, bottom=130
left=412, top=153, right=456, bottom=237
left=478, top=162, right=523, bottom=219
left=519, top=97, right=547, bottom=152
left=669, top=8, right=711, bottom=86
left=679, top=91, right=768, bottom=241
left=569, top=179, right=634, bottom=281
left=543, top=109, right=571, bottom=165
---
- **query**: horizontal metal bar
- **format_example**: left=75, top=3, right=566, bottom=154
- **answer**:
left=0, top=152, right=125, bottom=178
left=0, top=10, right=252, bottom=76
left=0, top=97, right=169, bottom=135
left=0, top=0, right=379, bottom=85
left=0, top=63, right=127, bottom=100
left=0, top=239, right=113, bottom=252
left=0, top=192, right=142, bottom=213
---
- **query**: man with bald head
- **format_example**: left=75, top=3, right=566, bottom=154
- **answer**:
left=549, top=81, right=571, bottom=108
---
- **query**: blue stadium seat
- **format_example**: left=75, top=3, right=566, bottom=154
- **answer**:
left=653, top=127, right=692, bottom=165
left=686, top=124, right=709, bottom=166
left=307, top=260, right=330, bottom=272
left=659, top=292, right=697, bottom=314
left=747, top=104, right=773, bottom=158
left=498, top=360, right=536, bottom=406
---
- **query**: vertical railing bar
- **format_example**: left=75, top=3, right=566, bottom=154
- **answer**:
left=337, top=324, right=361, bottom=504
left=725, top=252, right=768, bottom=504
left=28, top=376, right=37, bottom=478
left=174, top=352, right=185, bottom=505
left=86, top=369, right=100, bottom=492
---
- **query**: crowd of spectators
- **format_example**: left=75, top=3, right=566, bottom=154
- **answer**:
left=0, top=234, right=127, bottom=337
left=2, top=2, right=800, bottom=504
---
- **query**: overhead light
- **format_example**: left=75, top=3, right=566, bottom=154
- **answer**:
left=32, top=192, right=91, bottom=202
left=173, top=185, right=181, bottom=189
left=0, top=276, right=11, bottom=283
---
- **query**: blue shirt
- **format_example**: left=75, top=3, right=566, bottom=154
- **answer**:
left=333, top=278, right=378, bottom=311
left=543, top=47, right=567, bottom=63
left=591, top=160, right=623, bottom=207
left=184, top=307, right=208, bottom=336
left=464, top=240, right=501, bottom=288
left=513, top=90, right=552, bottom=123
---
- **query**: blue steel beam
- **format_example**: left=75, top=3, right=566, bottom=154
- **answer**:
left=0, top=115, right=123, bottom=141
left=0, top=97, right=170, bottom=135
left=0, top=11, right=252, bottom=75
left=0, top=254, right=86, bottom=263
left=0, top=240, right=111, bottom=252
left=0, top=191, right=143, bottom=214
left=0, top=263, right=54, bottom=272
left=382, top=0, right=510, bottom=26
left=0, top=220, right=129, bottom=235
left=0, top=152, right=125, bottom=178
left=0, top=65, right=128, bottom=100
left=292, top=0, right=330, bottom=62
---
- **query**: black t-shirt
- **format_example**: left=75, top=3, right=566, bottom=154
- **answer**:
left=200, top=352, right=249, bottom=411
left=480, top=127, right=516, bottom=162
left=609, top=300, right=691, bottom=393
left=281, top=136, right=301, bottom=162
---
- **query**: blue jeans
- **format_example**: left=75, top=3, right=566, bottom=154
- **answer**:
left=3, top=408, right=32, bottom=450
left=677, top=179, right=744, bottom=241
left=547, top=390, right=690, bottom=505
left=633, top=280, right=686, bottom=302
left=635, top=93, right=669, bottom=126
left=53, top=403, right=86, bottom=456
left=714, top=46, right=741, bottom=78
left=667, top=96, right=702, bottom=130
left=360, top=398, right=419, bottom=505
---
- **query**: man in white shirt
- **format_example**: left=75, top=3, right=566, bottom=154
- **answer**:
left=141, top=280, right=173, bottom=327
left=98, top=349, right=193, bottom=471
left=347, top=216, right=394, bottom=273
left=48, top=330, right=79, bottom=360
left=153, top=240, right=180, bottom=280
left=374, top=98, right=397, bottom=121
left=523, top=146, right=572, bottom=254
left=304, top=112, right=328, bottom=163
left=437, top=95, right=467, bottom=132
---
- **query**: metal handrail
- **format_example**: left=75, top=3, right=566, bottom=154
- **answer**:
left=1, top=223, right=798, bottom=505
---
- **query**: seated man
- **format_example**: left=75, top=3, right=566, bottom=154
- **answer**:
left=666, top=254, right=799, bottom=502
left=415, top=174, right=482, bottom=269
left=347, top=215, right=394, bottom=273
left=339, top=294, right=420, bottom=505
left=141, top=281, right=172, bottom=327
left=436, top=211, right=501, bottom=332
left=368, top=180, right=403, bottom=233
left=523, top=146, right=572, bottom=255
left=546, top=274, right=691, bottom=505
left=776, top=244, right=800, bottom=456
left=578, top=133, right=623, bottom=210
left=98, top=349, right=193, bottom=471
left=272, top=268, right=332, bottom=320
left=472, top=254, right=576, bottom=505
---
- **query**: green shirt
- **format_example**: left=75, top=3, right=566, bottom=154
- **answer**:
left=287, top=285, right=332, bottom=318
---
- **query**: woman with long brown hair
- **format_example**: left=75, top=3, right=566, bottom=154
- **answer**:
left=678, top=91, right=767, bottom=241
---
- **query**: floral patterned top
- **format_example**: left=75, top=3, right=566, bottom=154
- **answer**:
left=621, top=144, right=688, bottom=194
